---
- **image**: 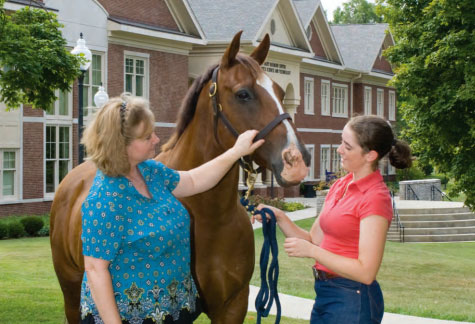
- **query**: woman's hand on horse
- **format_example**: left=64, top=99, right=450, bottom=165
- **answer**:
left=251, top=203, right=283, bottom=224
left=231, top=130, right=265, bottom=159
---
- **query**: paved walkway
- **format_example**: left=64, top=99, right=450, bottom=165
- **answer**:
left=249, top=197, right=473, bottom=324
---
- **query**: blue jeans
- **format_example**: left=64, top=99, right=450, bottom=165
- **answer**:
left=310, top=277, right=384, bottom=324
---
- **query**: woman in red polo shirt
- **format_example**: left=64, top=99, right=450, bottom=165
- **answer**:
left=253, top=115, right=412, bottom=324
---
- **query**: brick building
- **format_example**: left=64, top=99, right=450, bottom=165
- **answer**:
left=0, top=0, right=396, bottom=215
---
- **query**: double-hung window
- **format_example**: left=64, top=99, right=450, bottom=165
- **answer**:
left=389, top=90, right=396, bottom=121
left=1, top=150, right=18, bottom=199
left=45, top=126, right=71, bottom=194
left=377, top=88, right=384, bottom=117
left=320, top=145, right=330, bottom=180
left=83, top=54, right=105, bottom=116
left=305, top=144, right=315, bottom=180
left=332, top=83, right=348, bottom=117
left=125, top=52, right=149, bottom=98
left=331, top=146, right=340, bottom=173
left=321, top=80, right=330, bottom=116
left=304, top=77, right=314, bottom=115
left=364, top=86, right=372, bottom=115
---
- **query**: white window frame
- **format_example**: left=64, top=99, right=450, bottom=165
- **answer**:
left=124, top=51, right=150, bottom=99
left=304, top=144, right=315, bottom=180
left=331, top=146, right=340, bottom=173
left=304, top=77, right=314, bottom=115
left=83, top=53, right=106, bottom=117
left=44, top=125, right=72, bottom=197
left=320, top=145, right=331, bottom=180
left=389, top=90, right=396, bottom=121
left=45, top=89, right=73, bottom=120
left=332, top=83, right=348, bottom=117
left=377, top=88, right=384, bottom=117
left=364, top=86, right=372, bottom=115
left=321, top=80, right=331, bottom=116
left=0, top=149, right=19, bottom=200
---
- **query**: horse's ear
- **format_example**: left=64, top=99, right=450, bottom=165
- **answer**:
left=221, top=31, right=243, bottom=69
left=250, top=34, right=270, bottom=65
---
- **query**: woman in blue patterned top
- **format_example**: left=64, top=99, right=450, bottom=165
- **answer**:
left=79, top=94, right=264, bottom=324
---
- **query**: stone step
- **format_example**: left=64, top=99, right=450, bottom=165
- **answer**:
left=404, top=226, right=475, bottom=235
left=398, top=212, right=474, bottom=222
left=399, top=219, right=475, bottom=228
left=397, top=207, right=470, bottom=215
left=402, top=233, right=475, bottom=243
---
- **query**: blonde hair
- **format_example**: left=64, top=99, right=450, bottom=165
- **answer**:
left=81, top=94, right=155, bottom=176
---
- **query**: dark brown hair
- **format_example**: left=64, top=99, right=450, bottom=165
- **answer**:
left=347, top=115, right=412, bottom=169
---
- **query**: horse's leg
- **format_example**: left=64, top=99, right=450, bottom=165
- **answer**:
left=209, top=285, right=249, bottom=324
left=58, top=274, right=82, bottom=324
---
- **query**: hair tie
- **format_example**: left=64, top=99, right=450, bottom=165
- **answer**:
left=119, top=101, right=127, bottom=134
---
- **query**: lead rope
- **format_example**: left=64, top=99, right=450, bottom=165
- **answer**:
left=240, top=166, right=281, bottom=324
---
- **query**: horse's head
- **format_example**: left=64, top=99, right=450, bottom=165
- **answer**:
left=211, top=31, right=310, bottom=186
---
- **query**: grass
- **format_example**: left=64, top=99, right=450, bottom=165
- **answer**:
left=1, top=220, right=474, bottom=323
left=252, top=218, right=475, bottom=322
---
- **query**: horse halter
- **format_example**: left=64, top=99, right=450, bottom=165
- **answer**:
left=208, top=66, right=291, bottom=197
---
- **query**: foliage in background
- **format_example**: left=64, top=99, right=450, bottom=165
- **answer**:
left=332, top=0, right=383, bottom=24
left=0, top=0, right=82, bottom=110
left=378, top=0, right=475, bottom=210
left=0, top=214, right=49, bottom=239
left=248, top=195, right=306, bottom=212
left=20, top=216, right=44, bottom=236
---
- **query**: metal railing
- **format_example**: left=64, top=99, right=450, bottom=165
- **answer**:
left=390, top=191, right=405, bottom=243
left=431, top=185, right=452, bottom=201
left=406, top=184, right=420, bottom=200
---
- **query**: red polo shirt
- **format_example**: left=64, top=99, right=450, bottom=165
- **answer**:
left=316, top=170, right=392, bottom=274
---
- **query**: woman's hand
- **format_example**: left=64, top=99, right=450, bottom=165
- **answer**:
left=283, top=237, right=317, bottom=259
left=251, top=203, right=285, bottom=224
left=230, top=130, right=265, bottom=159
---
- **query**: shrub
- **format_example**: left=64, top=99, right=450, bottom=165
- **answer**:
left=0, top=223, right=8, bottom=239
left=37, top=225, right=50, bottom=237
left=20, top=216, right=44, bottom=236
left=8, top=221, right=25, bottom=238
left=282, top=202, right=305, bottom=212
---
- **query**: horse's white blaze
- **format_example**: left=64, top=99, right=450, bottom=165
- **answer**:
left=257, top=74, right=298, bottom=146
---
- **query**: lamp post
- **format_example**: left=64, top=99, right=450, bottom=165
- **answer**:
left=94, top=83, right=109, bottom=108
left=71, top=33, right=91, bottom=164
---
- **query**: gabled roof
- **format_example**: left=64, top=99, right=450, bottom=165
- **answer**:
left=331, top=23, right=391, bottom=72
left=292, top=0, right=320, bottom=29
left=186, top=0, right=276, bottom=42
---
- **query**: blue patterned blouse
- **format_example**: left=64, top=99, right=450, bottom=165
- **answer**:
left=80, top=160, right=198, bottom=324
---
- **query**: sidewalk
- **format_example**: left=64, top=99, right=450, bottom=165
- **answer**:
left=250, top=197, right=473, bottom=324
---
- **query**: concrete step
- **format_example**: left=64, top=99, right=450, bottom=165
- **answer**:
left=403, top=233, right=475, bottom=243
left=399, top=219, right=475, bottom=228
left=398, top=212, right=474, bottom=222
left=397, top=207, right=470, bottom=215
left=404, top=226, right=475, bottom=235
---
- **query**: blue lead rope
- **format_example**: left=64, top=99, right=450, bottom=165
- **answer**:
left=240, top=197, right=281, bottom=324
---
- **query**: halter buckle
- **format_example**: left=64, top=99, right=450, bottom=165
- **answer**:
left=209, top=82, right=217, bottom=97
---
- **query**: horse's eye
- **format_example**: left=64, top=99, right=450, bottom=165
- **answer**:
left=235, top=89, right=253, bottom=102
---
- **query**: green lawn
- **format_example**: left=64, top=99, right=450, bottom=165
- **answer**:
left=1, top=222, right=474, bottom=323
left=252, top=218, right=475, bottom=322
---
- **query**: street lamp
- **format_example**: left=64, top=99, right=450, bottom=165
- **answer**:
left=71, top=33, right=91, bottom=164
left=94, top=83, right=109, bottom=108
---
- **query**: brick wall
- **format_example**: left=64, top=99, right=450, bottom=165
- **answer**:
left=309, top=23, right=327, bottom=59
left=372, top=54, right=393, bottom=74
left=98, top=0, right=179, bottom=31
left=22, top=122, right=44, bottom=199
left=0, top=201, right=51, bottom=217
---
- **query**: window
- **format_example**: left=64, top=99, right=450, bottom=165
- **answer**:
left=0, top=150, right=18, bottom=199
left=377, top=88, right=384, bottom=117
left=46, top=89, right=72, bottom=117
left=305, top=144, right=315, bottom=180
left=364, top=86, right=372, bottom=115
left=331, top=146, right=340, bottom=173
left=304, top=77, right=314, bottom=115
left=389, top=90, right=396, bottom=121
left=125, top=53, right=149, bottom=98
left=332, top=84, right=348, bottom=117
left=321, top=80, right=330, bottom=116
left=320, top=145, right=330, bottom=180
left=83, top=54, right=105, bottom=116
left=45, top=126, right=71, bottom=194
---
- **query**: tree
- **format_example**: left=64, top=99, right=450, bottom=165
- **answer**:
left=380, top=0, right=475, bottom=209
left=332, top=0, right=383, bottom=24
left=0, top=0, right=82, bottom=110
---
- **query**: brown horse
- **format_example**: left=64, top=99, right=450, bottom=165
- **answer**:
left=50, top=31, right=310, bottom=324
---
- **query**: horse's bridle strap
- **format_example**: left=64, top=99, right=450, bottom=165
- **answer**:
left=254, top=113, right=290, bottom=142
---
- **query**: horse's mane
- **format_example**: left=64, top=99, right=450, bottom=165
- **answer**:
left=161, top=54, right=261, bottom=152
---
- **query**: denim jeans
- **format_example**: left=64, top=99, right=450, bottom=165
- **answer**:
left=310, top=277, right=384, bottom=324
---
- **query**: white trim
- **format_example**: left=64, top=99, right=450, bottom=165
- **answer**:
left=155, top=122, right=176, bottom=128
left=0, top=197, right=53, bottom=205
left=377, top=88, right=384, bottom=117
left=123, top=50, right=150, bottom=59
left=124, top=53, right=150, bottom=99
left=23, top=117, right=45, bottom=123
left=304, top=144, right=315, bottom=180
left=332, top=83, right=348, bottom=118
left=0, top=149, right=20, bottom=200
left=364, top=86, right=372, bottom=115
left=303, top=77, right=314, bottom=115
left=320, top=79, right=330, bottom=116
left=388, top=90, right=396, bottom=121
left=302, top=58, right=344, bottom=70
left=297, top=128, right=343, bottom=134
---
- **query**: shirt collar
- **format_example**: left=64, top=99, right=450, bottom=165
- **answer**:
left=351, top=170, right=384, bottom=193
